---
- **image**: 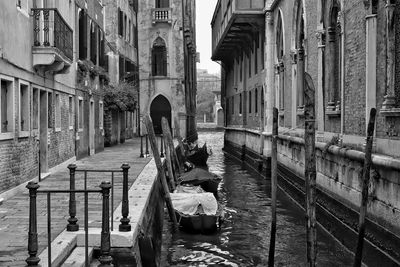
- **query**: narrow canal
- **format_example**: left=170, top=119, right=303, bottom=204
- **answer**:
left=161, top=131, right=353, bottom=266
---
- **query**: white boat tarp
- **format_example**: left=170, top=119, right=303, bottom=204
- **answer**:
left=170, top=192, right=218, bottom=216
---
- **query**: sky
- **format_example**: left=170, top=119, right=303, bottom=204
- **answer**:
left=196, top=0, right=220, bottom=75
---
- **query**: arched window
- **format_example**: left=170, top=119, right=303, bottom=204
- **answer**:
left=294, top=0, right=305, bottom=111
left=276, top=11, right=285, bottom=112
left=326, top=0, right=342, bottom=114
left=152, top=37, right=167, bottom=76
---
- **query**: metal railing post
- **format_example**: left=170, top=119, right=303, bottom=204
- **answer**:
left=26, top=182, right=40, bottom=266
left=99, top=181, right=113, bottom=266
left=119, top=163, right=131, bottom=232
left=160, top=134, right=164, bottom=157
left=140, top=135, right=144, bottom=158
left=67, top=163, right=79, bottom=231
left=145, top=134, right=149, bottom=156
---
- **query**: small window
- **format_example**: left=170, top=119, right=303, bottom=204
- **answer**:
left=55, top=94, right=61, bottom=130
left=1, top=79, right=14, bottom=133
left=69, top=96, right=74, bottom=129
left=249, top=91, right=252, bottom=113
left=78, top=98, right=84, bottom=130
left=239, top=93, right=242, bottom=115
left=118, top=9, right=124, bottom=36
left=33, top=88, right=39, bottom=130
left=20, top=83, right=29, bottom=131
left=255, top=88, right=258, bottom=113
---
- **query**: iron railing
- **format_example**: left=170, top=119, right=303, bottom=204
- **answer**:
left=26, top=181, right=112, bottom=267
left=32, top=8, right=73, bottom=61
left=68, top=164, right=131, bottom=232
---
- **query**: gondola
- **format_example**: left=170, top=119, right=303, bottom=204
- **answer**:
left=178, top=167, right=221, bottom=194
left=186, top=143, right=210, bottom=166
left=171, top=186, right=223, bottom=234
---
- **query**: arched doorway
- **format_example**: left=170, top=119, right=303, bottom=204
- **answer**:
left=150, top=95, right=171, bottom=134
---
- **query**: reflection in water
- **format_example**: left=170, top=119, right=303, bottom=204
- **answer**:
left=161, top=131, right=353, bottom=266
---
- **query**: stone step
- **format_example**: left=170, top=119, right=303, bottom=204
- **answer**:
left=38, top=230, right=77, bottom=267
left=62, top=246, right=94, bottom=267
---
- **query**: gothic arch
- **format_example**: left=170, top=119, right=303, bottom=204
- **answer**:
left=149, top=94, right=171, bottom=134
left=152, top=37, right=167, bottom=76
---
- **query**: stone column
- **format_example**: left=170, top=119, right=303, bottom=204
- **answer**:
left=326, top=26, right=337, bottom=112
left=316, top=30, right=326, bottom=138
left=263, top=10, right=275, bottom=157
left=382, top=2, right=396, bottom=110
left=365, top=13, right=377, bottom=133
left=290, top=50, right=298, bottom=128
left=297, top=45, right=305, bottom=112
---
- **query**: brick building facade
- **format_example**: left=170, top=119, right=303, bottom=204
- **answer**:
left=212, top=0, right=400, bottom=264
left=0, top=0, right=138, bottom=194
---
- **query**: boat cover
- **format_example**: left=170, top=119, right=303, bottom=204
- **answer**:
left=171, top=192, right=218, bottom=216
left=179, top=168, right=220, bottom=183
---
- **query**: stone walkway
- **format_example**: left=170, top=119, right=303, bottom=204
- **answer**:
left=0, top=138, right=152, bottom=267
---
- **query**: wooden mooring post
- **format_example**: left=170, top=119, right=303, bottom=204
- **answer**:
left=162, top=119, right=178, bottom=189
left=353, top=108, right=377, bottom=267
left=162, top=117, right=183, bottom=177
left=268, top=107, right=278, bottom=267
left=144, top=115, right=178, bottom=229
left=304, top=72, right=317, bottom=267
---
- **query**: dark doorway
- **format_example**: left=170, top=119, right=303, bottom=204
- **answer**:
left=150, top=95, right=171, bottom=134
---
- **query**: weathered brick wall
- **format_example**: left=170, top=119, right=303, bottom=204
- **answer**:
left=48, top=92, right=75, bottom=169
left=0, top=138, right=38, bottom=194
left=343, top=0, right=366, bottom=136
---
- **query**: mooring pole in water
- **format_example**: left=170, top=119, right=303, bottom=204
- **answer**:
left=144, top=115, right=178, bottom=229
left=268, top=107, right=278, bottom=267
left=353, top=108, right=377, bottom=267
left=304, top=72, right=317, bottom=267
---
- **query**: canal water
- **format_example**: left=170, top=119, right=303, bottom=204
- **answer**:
left=161, top=131, right=353, bottom=266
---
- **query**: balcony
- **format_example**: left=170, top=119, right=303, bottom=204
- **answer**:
left=32, top=8, right=73, bottom=73
left=211, top=0, right=264, bottom=62
left=152, top=8, right=172, bottom=24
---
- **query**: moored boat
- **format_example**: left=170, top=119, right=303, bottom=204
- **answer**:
left=178, top=168, right=221, bottom=194
left=170, top=190, right=223, bottom=234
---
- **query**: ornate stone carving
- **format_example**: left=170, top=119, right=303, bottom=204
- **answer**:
left=265, top=11, right=273, bottom=25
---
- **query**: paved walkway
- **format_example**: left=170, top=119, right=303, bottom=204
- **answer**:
left=0, top=138, right=152, bottom=266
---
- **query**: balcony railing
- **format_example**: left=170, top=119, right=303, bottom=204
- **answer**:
left=152, top=8, right=172, bottom=24
left=32, top=8, right=73, bottom=61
